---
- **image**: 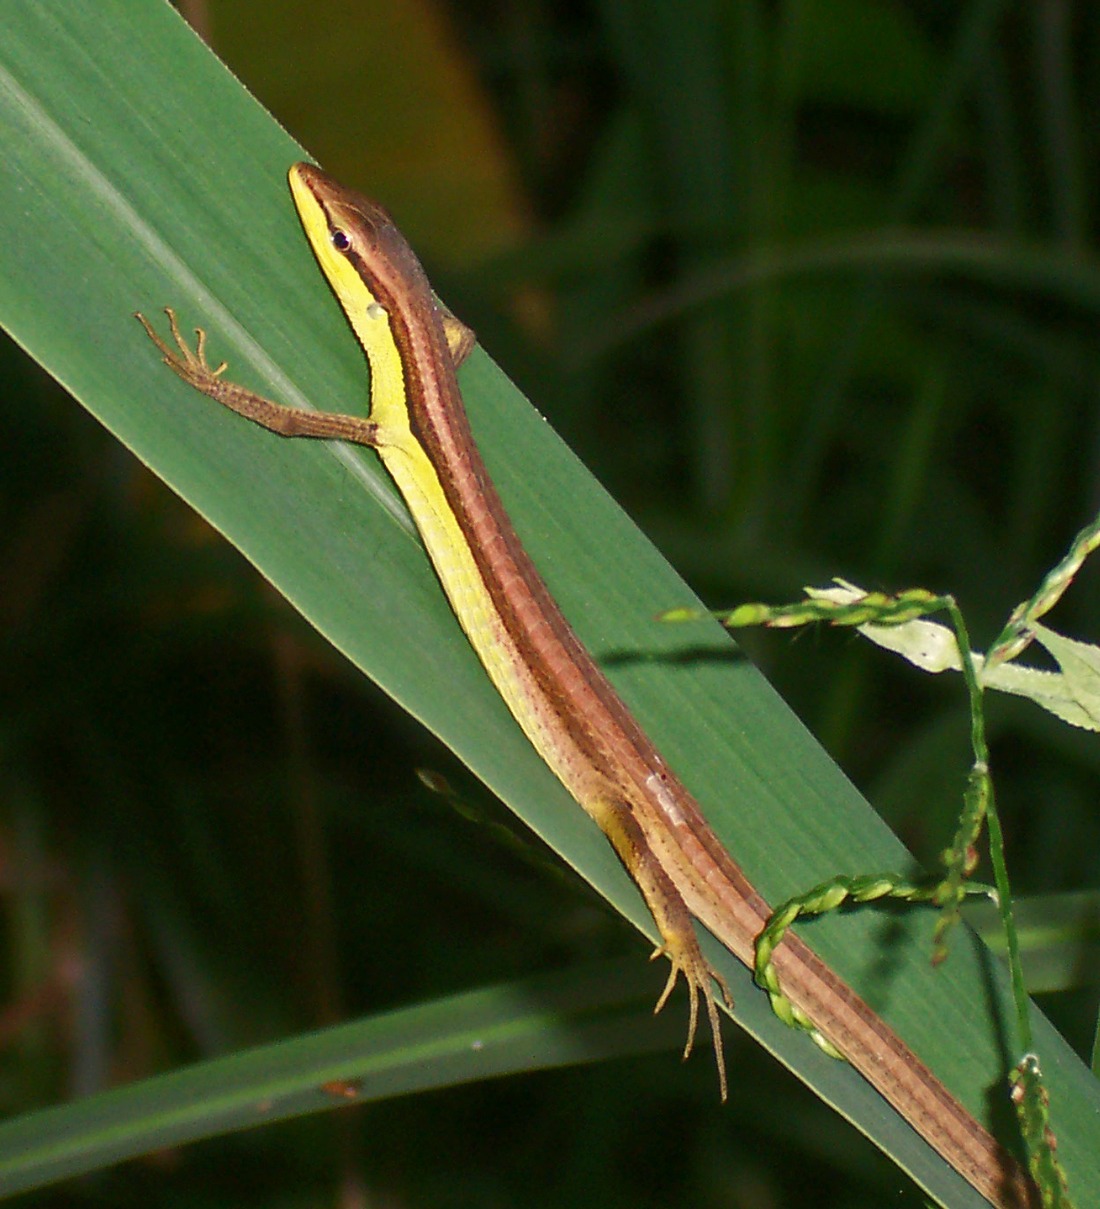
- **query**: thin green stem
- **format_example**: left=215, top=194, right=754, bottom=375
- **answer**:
left=945, top=599, right=1031, bottom=1049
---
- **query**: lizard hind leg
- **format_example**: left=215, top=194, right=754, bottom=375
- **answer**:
left=652, top=933, right=733, bottom=1102
left=587, top=797, right=734, bottom=1099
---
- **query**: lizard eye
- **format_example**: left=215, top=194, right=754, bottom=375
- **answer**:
left=331, top=229, right=351, bottom=252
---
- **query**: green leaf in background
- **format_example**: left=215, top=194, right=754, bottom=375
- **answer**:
left=1, top=3, right=1098, bottom=1207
